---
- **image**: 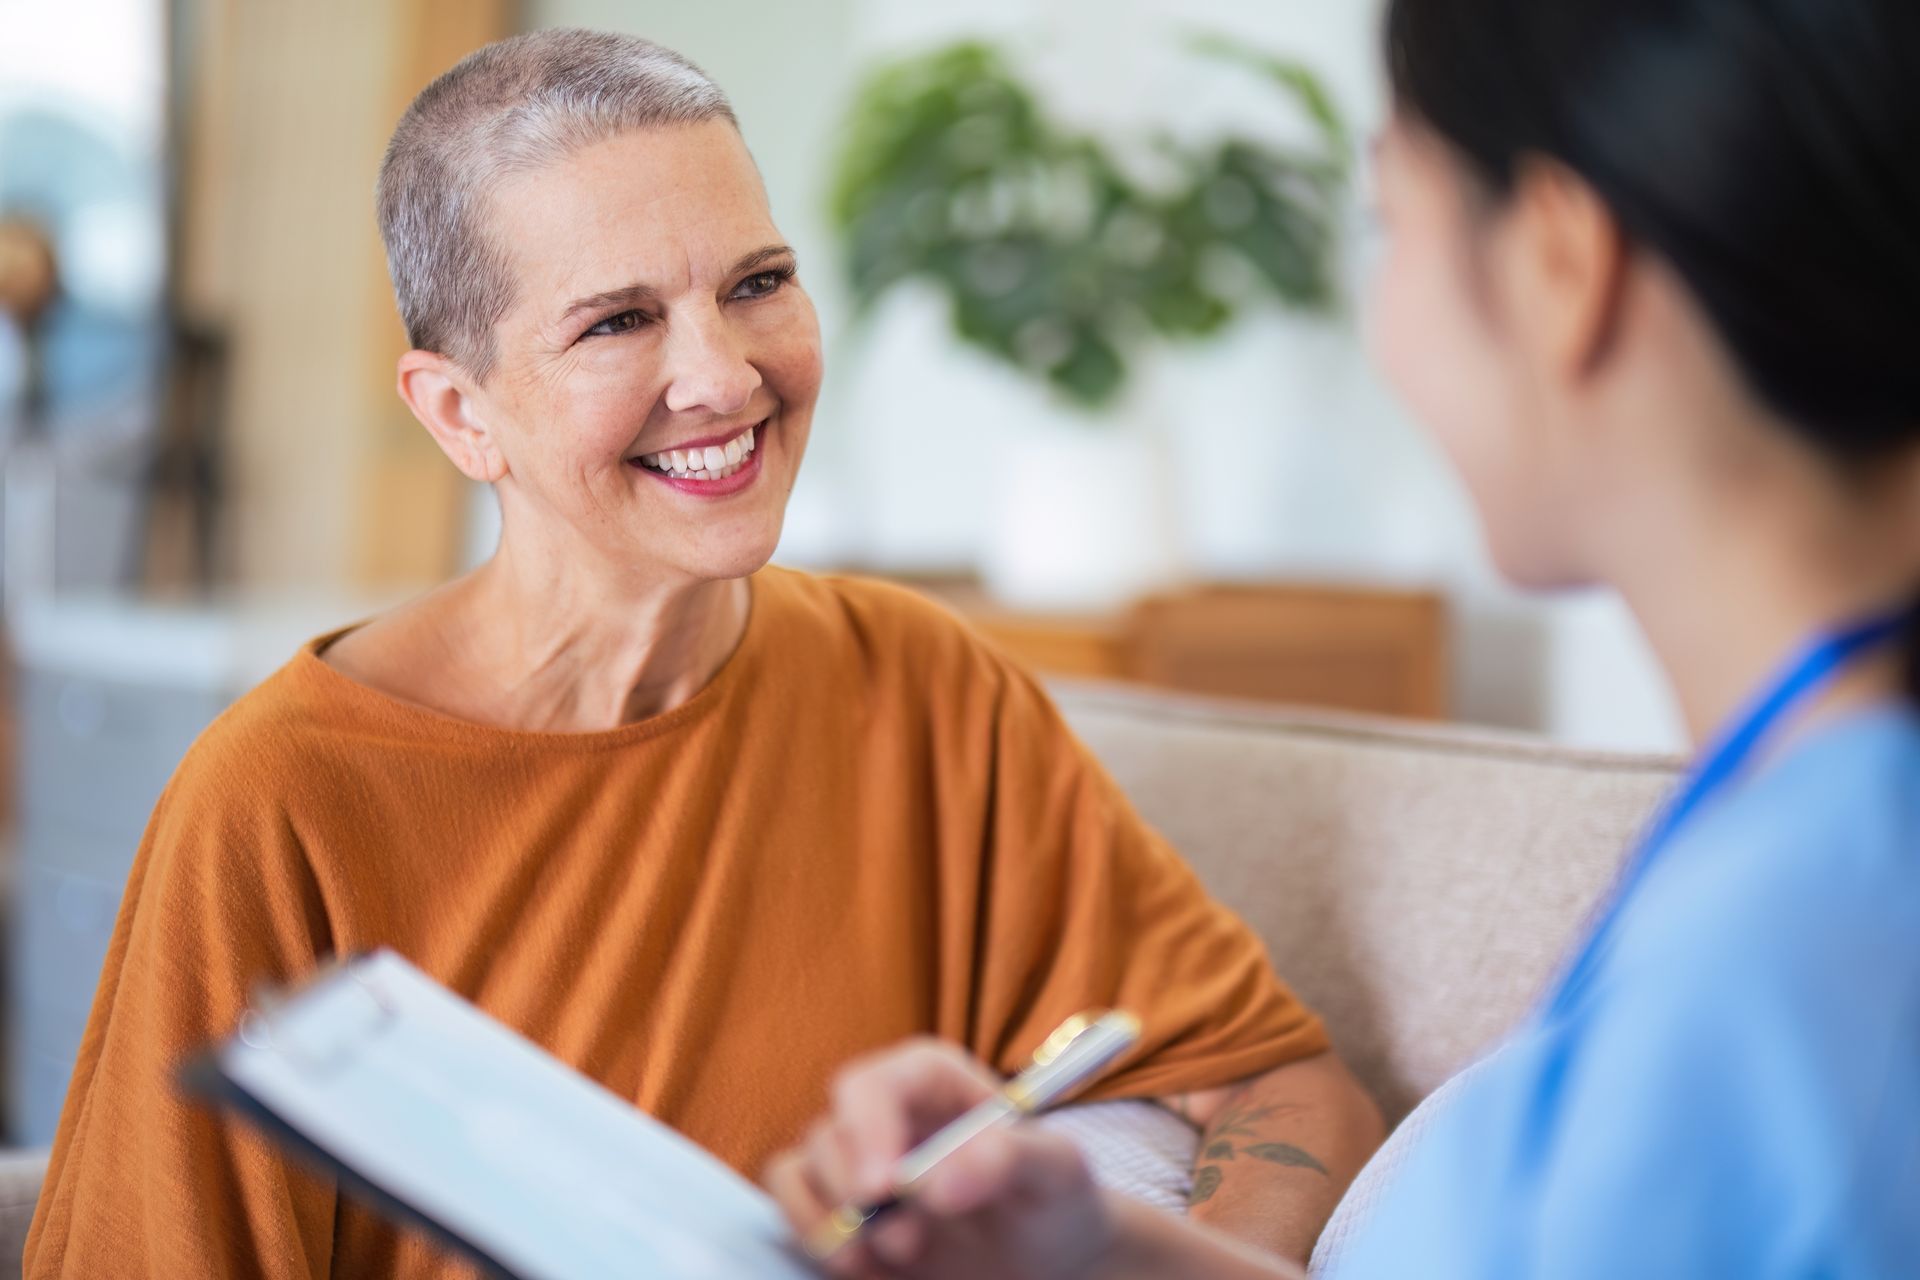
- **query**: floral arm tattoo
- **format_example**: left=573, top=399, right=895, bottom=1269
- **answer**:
left=1185, top=1097, right=1328, bottom=1207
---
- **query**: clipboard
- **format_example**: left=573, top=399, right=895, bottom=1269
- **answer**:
left=180, top=950, right=817, bottom=1280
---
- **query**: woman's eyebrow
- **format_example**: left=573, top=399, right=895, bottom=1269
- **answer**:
left=556, top=244, right=797, bottom=324
left=558, top=282, right=660, bottom=325
left=730, top=243, right=797, bottom=274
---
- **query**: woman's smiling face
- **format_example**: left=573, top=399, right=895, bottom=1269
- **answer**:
left=465, top=119, right=822, bottom=584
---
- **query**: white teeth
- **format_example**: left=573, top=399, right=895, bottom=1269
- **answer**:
left=636, top=423, right=762, bottom=480
left=667, top=459, right=742, bottom=480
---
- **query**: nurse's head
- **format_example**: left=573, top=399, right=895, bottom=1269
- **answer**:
left=1366, top=0, right=1920, bottom=699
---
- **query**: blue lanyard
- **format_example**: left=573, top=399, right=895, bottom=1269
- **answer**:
left=1544, top=605, right=1913, bottom=1019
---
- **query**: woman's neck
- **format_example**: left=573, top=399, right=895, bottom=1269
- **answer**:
left=444, top=536, right=754, bottom=732
left=1603, top=442, right=1920, bottom=751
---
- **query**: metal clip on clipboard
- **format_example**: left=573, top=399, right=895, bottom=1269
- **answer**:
left=236, top=956, right=399, bottom=1079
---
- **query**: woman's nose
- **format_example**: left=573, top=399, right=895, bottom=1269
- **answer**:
left=661, top=306, right=762, bottom=417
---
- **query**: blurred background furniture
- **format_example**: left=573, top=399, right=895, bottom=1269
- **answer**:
left=910, top=577, right=1449, bottom=719
left=0, top=676, right=1674, bottom=1273
left=0, top=1146, right=41, bottom=1278
left=3, top=593, right=392, bottom=1151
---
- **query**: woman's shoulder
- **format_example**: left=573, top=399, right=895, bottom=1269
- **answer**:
left=1623, top=706, right=1920, bottom=991
left=756, top=567, right=1017, bottom=682
left=1698, top=705, right=1920, bottom=889
left=100, top=652, right=359, bottom=917
left=158, top=641, right=398, bottom=813
left=1556, top=714, right=1920, bottom=1203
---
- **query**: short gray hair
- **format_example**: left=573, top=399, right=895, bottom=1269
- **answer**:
left=375, top=28, right=738, bottom=379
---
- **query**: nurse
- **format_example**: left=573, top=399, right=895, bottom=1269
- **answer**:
left=764, top=0, right=1920, bottom=1274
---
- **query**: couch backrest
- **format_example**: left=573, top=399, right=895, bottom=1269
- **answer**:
left=1054, top=684, right=1682, bottom=1123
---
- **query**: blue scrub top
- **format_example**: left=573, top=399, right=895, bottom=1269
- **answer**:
left=1331, top=705, right=1920, bottom=1278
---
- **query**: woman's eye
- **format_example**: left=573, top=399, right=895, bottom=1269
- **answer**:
left=585, top=310, right=647, bottom=338
left=733, top=269, right=791, bottom=300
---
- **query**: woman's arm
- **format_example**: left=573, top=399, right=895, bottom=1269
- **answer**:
left=1160, top=1052, right=1385, bottom=1265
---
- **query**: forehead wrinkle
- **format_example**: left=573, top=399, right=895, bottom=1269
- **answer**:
left=563, top=192, right=703, bottom=299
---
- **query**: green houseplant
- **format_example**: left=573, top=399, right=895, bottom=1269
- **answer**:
left=829, top=36, right=1353, bottom=606
left=830, top=37, right=1351, bottom=412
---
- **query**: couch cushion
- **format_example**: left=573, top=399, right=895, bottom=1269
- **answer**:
left=0, top=1146, right=47, bottom=1280
left=1053, top=684, right=1681, bottom=1123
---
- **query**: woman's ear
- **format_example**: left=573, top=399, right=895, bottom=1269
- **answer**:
left=1501, top=157, right=1631, bottom=385
left=396, top=350, right=509, bottom=483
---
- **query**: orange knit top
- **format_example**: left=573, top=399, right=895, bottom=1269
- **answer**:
left=25, top=568, right=1327, bottom=1278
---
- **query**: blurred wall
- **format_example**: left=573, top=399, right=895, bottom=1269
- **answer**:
left=0, top=0, right=169, bottom=594
left=177, top=0, right=509, bottom=593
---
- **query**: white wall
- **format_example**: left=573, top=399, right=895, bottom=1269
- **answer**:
left=524, top=0, right=1687, bottom=753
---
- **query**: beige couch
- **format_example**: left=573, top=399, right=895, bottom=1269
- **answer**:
left=0, top=684, right=1678, bottom=1276
left=1049, top=684, right=1680, bottom=1271
left=1055, top=683, right=1678, bottom=1125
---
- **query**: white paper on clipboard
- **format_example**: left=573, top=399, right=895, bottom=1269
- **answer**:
left=207, top=949, right=817, bottom=1280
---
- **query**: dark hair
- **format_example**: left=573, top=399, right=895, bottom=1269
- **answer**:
left=1907, top=611, right=1920, bottom=704
left=1385, top=0, right=1920, bottom=702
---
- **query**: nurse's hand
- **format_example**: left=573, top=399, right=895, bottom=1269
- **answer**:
left=763, top=1039, right=1119, bottom=1280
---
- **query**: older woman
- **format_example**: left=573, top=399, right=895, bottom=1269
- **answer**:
left=23, top=29, right=1381, bottom=1280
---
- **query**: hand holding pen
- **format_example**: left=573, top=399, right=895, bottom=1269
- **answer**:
left=765, top=1012, right=1140, bottom=1280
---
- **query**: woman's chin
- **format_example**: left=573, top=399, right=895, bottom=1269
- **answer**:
left=1487, top=539, right=1592, bottom=594
left=665, top=527, right=786, bottom=585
